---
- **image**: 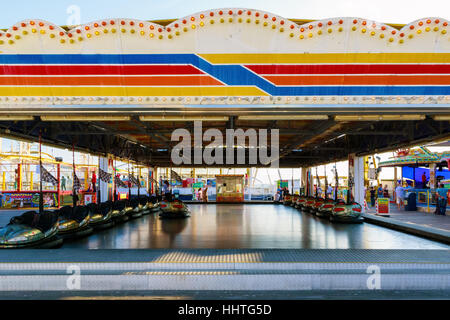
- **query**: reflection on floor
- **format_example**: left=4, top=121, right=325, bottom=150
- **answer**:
left=62, top=204, right=449, bottom=249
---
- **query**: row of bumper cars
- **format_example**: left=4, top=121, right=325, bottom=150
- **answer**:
left=159, top=198, right=191, bottom=219
left=87, top=201, right=114, bottom=230
left=57, top=205, right=93, bottom=239
left=0, top=210, right=62, bottom=249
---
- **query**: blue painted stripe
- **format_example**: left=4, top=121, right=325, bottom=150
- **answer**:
left=0, top=54, right=449, bottom=96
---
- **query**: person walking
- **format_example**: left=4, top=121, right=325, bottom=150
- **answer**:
left=435, top=183, right=448, bottom=215
left=422, top=172, right=428, bottom=189
left=395, top=182, right=405, bottom=210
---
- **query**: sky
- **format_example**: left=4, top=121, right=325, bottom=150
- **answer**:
left=1, top=0, right=449, bottom=28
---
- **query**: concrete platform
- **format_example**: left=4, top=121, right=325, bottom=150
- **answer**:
left=0, top=249, right=448, bottom=293
left=364, top=204, right=450, bottom=244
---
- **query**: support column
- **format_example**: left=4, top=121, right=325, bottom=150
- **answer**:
left=429, top=163, right=437, bottom=189
left=99, top=156, right=109, bottom=202
left=349, top=154, right=365, bottom=211
left=301, top=167, right=308, bottom=195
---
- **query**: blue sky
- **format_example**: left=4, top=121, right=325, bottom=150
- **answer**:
left=1, top=0, right=449, bottom=28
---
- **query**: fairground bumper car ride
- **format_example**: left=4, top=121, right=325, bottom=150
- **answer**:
left=87, top=201, right=114, bottom=230
left=159, top=199, right=191, bottom=219
left=57, top=205, right=93, bottom=239
left=0, top=210, right=63, bottom=249
left=329, top=201, right=364, bottom=223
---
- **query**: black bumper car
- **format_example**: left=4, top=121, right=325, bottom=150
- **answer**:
left=57, top=205, right=93, bottom=239
left=139, top=196, right=151, bottom=215
left=126, top=198, right=142, bottom=219
left=111, top=200, right=129, bottom=223
left=0, top=210, right=62, bottom=249
left=87, top=201, right=114, bottom=230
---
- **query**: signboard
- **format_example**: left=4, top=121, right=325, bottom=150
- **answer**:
left=0, top=192, right=58, bottom=208
left=368, top=168, right=377, bottom=180
left=193, top=182, right=204, bottom=188
left=277, top=180, right=289, bottom=188
left=376, top=198, right=390, bottom=216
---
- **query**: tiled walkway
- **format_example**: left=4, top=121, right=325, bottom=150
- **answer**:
left=366, top=204, right=450, bottom=233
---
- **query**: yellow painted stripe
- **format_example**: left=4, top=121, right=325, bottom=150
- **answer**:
left=0, top=86, right=268, bottom=96
left=199, top=53, right=450, bottom=64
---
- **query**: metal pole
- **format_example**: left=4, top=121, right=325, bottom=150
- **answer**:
left=97, top=156, right=101, bottom=204
left=38, top=130, right=43, bottom=214
left=113, top=158, right=117, bottom=202
left=127, top=159, right=131, bottom=200
left=72, top=142, right=76, bottom=207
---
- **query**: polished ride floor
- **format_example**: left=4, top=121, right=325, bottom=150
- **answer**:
left=63, top=204, right=449, bottom=249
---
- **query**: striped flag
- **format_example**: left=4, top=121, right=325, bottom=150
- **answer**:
left=73, top=173, right=81, bottom=192
left=40, top=165, right=58, bottom=186
left=114, top=175, right=127, bottom=188
left=99, top=168, right=111, bottom=183
left=171, top=170, right=182, bottom=183
left=129, top=174, right=139, bottom=187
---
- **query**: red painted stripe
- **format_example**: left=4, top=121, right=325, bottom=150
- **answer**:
left=0, top=76, right=223, bottom=86
left=264, top=75, right=450, bottom=86
left=0, top=65, right=204, bottom=76
left=246, top=64, right=450, bottom=74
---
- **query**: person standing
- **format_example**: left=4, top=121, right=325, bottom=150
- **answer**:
left=370, top=186, right=376, bottom=207
left=92, top=171, right=97, bottom=192
left=61, top=175, right=66, bottom=191
left=435, top=183, right=448, bottom=215
left=383, top=185, right=389, bottom=199
left=377, top=184, right=383, bottom=199
left=202, top=186, right=208, bottom=203
left=422, top=172, right=428, bottom=189
left=395, top=182, right=405, bottom=210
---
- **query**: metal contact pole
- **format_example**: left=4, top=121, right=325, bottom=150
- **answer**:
left=72, top=142, right=76, bottom=207
left=127, top=159, right=131, bottom=199
left=97, top=156, right=101, bottom=204
left=38, top=130, right=43, bottom=214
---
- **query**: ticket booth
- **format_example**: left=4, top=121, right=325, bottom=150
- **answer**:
left=216, top=175, right=244, bottom=202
